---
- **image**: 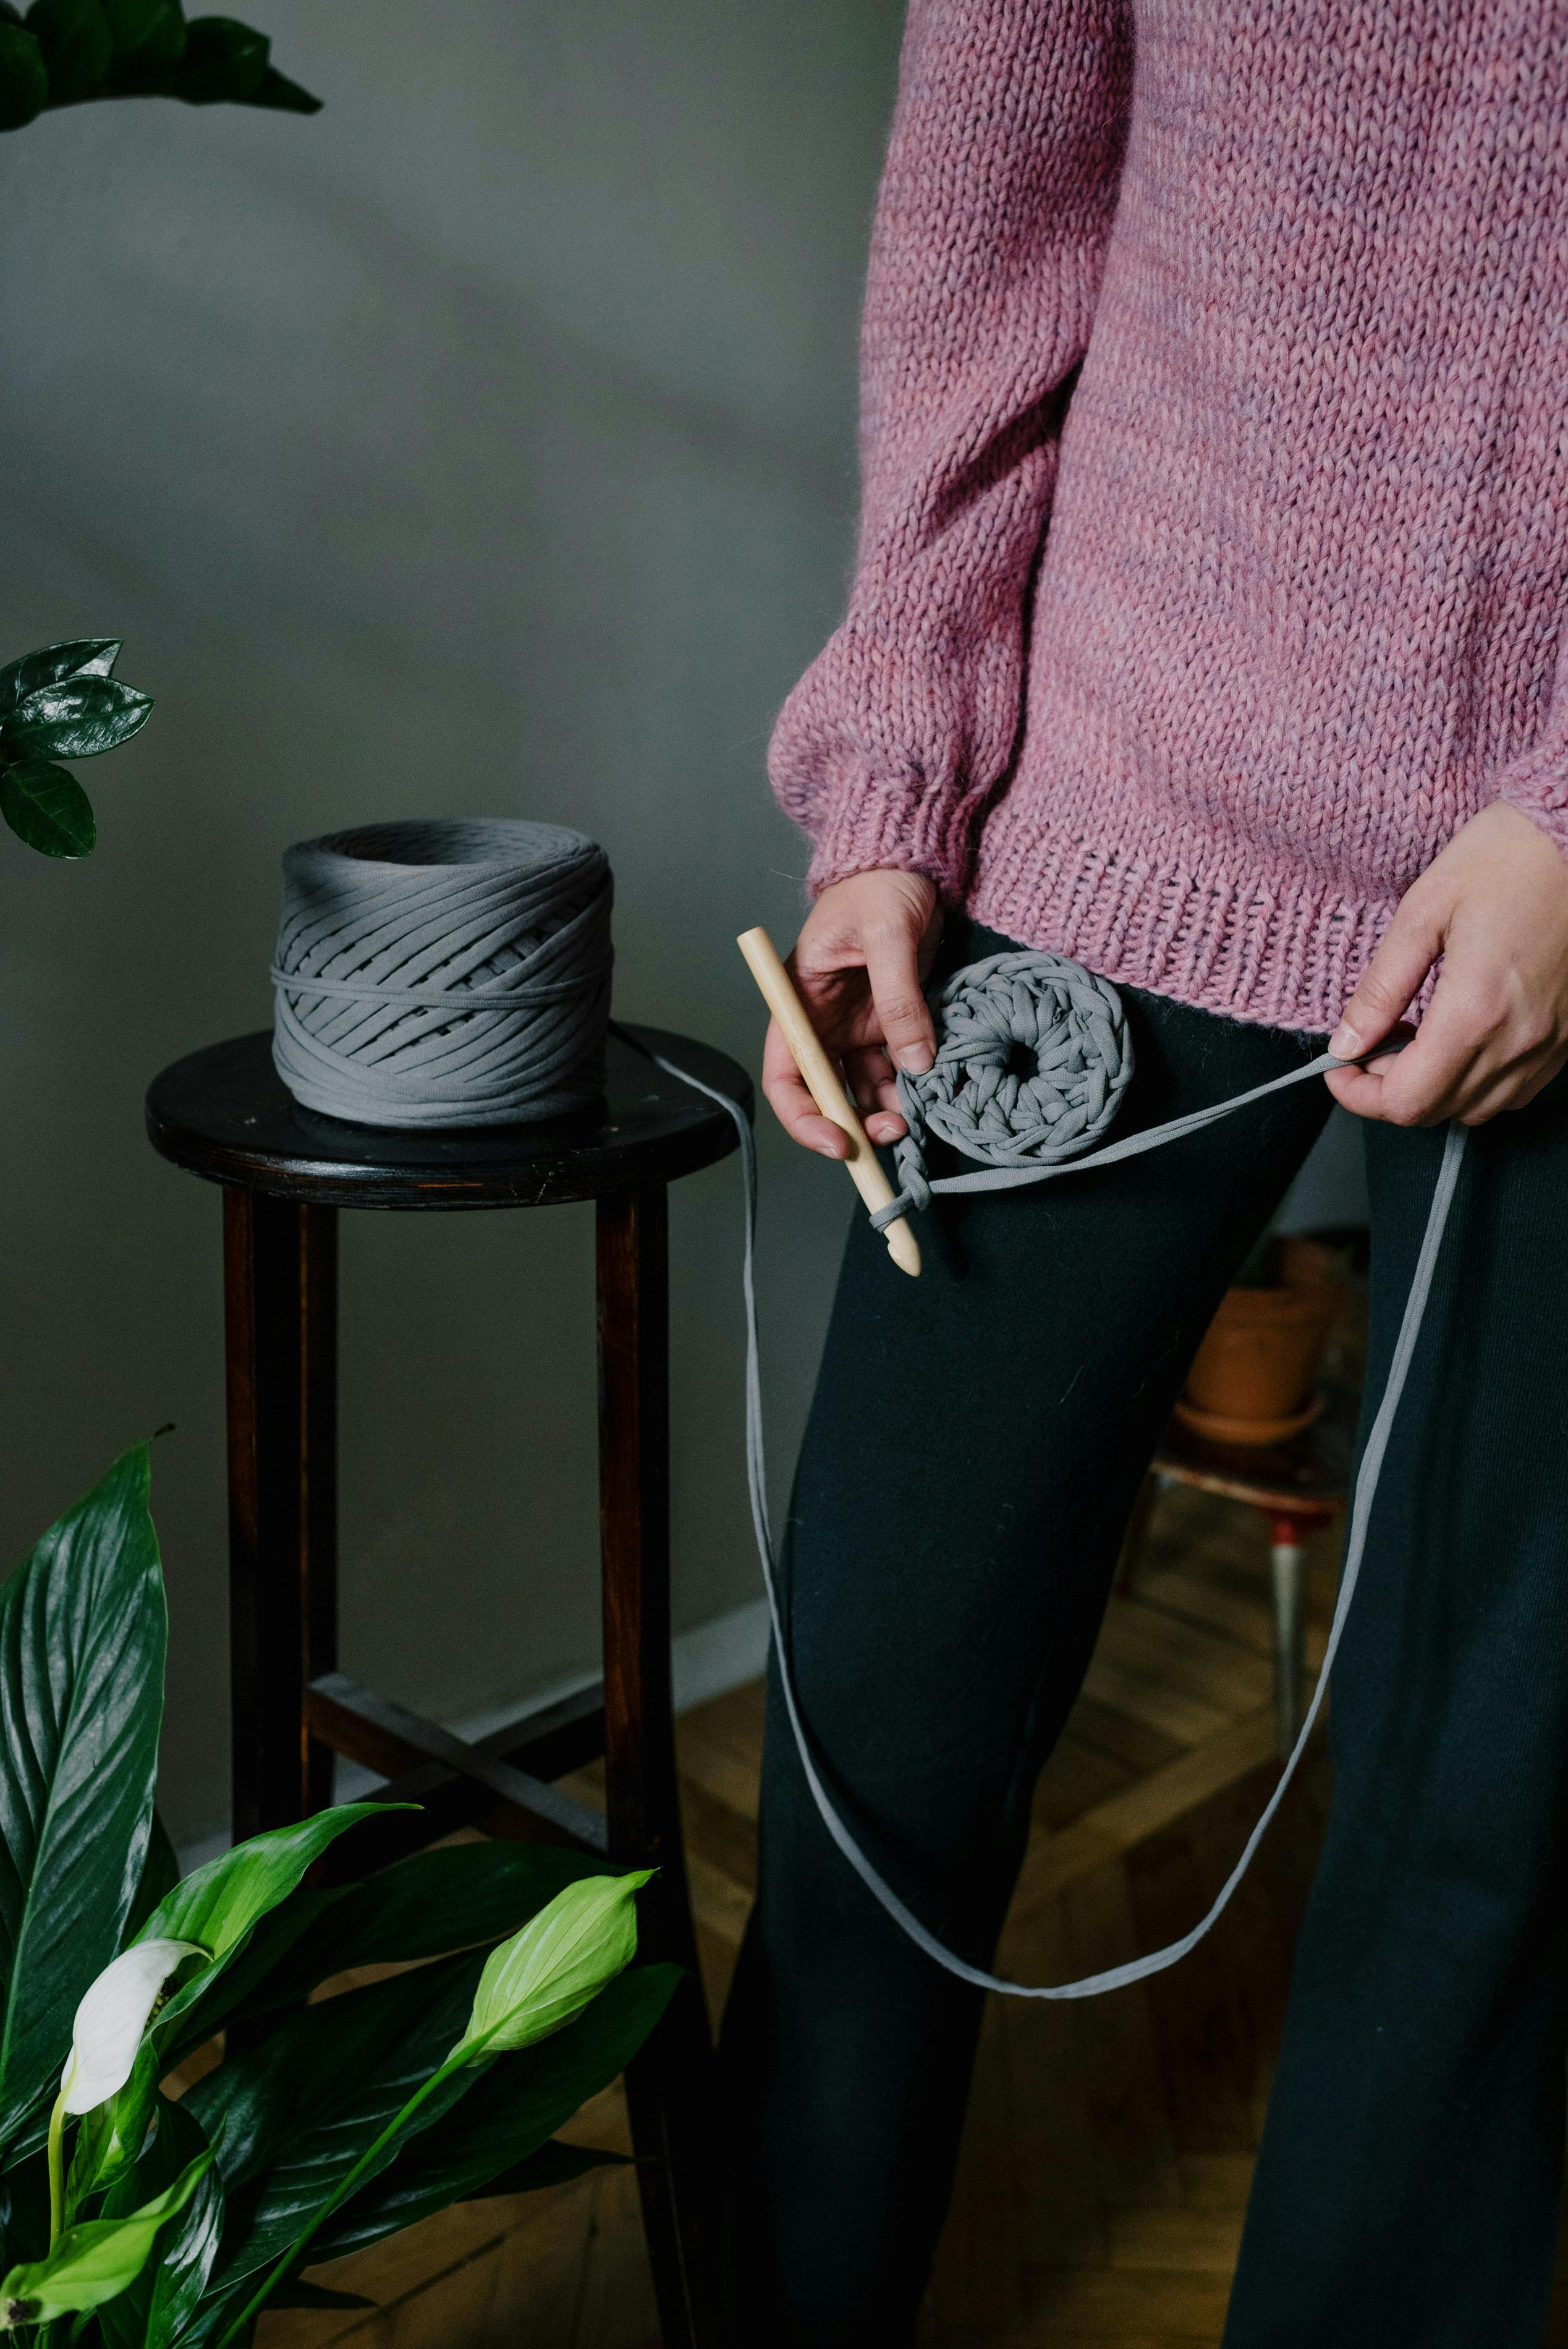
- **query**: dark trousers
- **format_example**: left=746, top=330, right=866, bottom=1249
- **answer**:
left=717, top=916, right=1568, bottom=2347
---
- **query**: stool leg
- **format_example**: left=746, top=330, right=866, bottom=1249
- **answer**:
left=1267, top=1513, right=1310, bottom=1761
left=224, top=1189, right=339, bottom=1841
left=597, top=1183, right=720, bottom=2349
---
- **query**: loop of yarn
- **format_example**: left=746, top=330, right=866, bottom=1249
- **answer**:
left=271, top=817, right=613, bottom=1128
left=891, top=951, right=1134, bottom=1210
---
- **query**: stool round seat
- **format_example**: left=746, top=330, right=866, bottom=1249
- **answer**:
left=145, top=1023, right=750, bottom=1208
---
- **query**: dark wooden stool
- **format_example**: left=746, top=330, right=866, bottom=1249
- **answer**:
left=1121, top=1383, right=1359, bottom=1757
left=146, top=1021, right=751, bottom=2349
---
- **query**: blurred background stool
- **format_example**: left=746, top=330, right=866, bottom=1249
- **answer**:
left=1121, top=1385, right=1358, bottom=1757
left=146, top=1021, right=749, bottom=2349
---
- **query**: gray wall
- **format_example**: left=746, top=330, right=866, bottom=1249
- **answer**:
left=0, top=1, right=905, bottom=1846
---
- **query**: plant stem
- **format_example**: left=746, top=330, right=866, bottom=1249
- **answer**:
left=213, top=2056, right=467, bottom=2348
left=44, top=2094, right=67, bottom=2249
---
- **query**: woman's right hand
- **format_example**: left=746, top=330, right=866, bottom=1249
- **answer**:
left=761, top=869, right=944, bottom=1157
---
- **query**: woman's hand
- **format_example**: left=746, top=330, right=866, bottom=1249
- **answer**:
left=1326, top=802, right=1568, bottom=1125
left=762, top=870, right=944, bottom=1157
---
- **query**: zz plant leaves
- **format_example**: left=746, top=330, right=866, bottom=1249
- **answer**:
left=4, top=674, right=152, bottom=761
left=0, top=757, right=95, bottom=857
left=0, top=639, right=151, bottom=858
left=0, top=1, right=320, bottom=124
left=0, top=1446, right=164, bottom=2154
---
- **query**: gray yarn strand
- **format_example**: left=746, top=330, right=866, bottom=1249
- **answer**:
left=271, top=817, right=613, bottom=1128
left=637, top=953, right=1467, bottom=2000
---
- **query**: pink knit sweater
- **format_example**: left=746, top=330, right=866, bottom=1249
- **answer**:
left=769, top=0, right=1568, bottom=1032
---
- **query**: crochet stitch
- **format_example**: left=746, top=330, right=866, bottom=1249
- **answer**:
left=769, top=0, right=1568, bottom=1033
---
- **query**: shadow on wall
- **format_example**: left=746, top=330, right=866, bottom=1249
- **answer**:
left=0, top=0, right=907, bottom=1846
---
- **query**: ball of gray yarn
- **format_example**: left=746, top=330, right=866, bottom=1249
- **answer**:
left=892, top=951, right=1134, bottom=1208
left=271, top=817, right=613, bottom=1128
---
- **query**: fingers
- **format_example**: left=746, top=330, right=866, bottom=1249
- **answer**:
left=761, top=1016, right=849, bottom=1158
left=1323, top=1005, right=1480, bottom=1125
left=1329, top=883, right=1445, bottom=1063
left=860, top=919, right=937, bottom=1077
left=844, top=1044, right=907, bottom=1144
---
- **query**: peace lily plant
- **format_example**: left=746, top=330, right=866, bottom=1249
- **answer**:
left=0, top=1450, right=675, bottom=2345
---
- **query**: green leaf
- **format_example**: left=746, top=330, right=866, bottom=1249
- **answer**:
left=454, top=1872, right=650, bottom=2063
left=170, top=12, right=263, bottom=102
left=101, top=0, right=183, bottom=66
left=311, top=1966, right=676, bottom=2262
left=4, top=674, right=151, bottom=760
left=232, top=1844, right=614, bottom=2023
left=0, top=1447, right=165, bottom=2153
left=124, top=1812, right=180, bottom=1947
left=0, top=640, right=119, bottom=714
left=96, top=2096, right=219, bottom=2348
left=0, top=757, right=95, bottom=856
left=138, top=1805, right=402, bottom=2044
left=25, top=0, right=111, bottom=102
left=244, top=61, right=316, bottom=113
left=182, top=1955, right=493, bottom=2334
left=160, top=1841, right=609, bottom=2073
left=0, top=22, right=46, bottom=126
left=65, top=2037, right=159, bottom=2217
left=0, top=2149, right=211, bottom=2327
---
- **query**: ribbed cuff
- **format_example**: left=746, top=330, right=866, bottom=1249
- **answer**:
left=803, top=766, right=983, bottom=906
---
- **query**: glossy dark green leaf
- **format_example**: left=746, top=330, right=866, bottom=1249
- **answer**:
left=0, top=2149, right=211, bottom=2326
left=0, top=22, right=46, bottom=125
left=66, top=2036, right=160, bottom=2217
left=165, top=1841, right=609, bottom=2069
left=235, top=1843, right=614, bottom=2021
left=244, top=62, right=316, bottom=113
left=140, top=1804, right=400, bottom=2044
left=0, top=1446, right=165, bottom=2152
left=98, top=2099, right=222, bottom=2349
left=0, top=639, right=118, bottom=713
left=124, top=1811, right=180, bottom=1946
left=25, top=0, right=111, bottom=101
left=5, top=674, right=151, bottom=761
left=0, top=2144, right=51, bottom=2274
left=171, top=12, right=263, bottom=102
left=101, top=0, right=183, bottom=66
left=0, top=757, right=95, bottom=856
left=182, top=1955, right=489, bottom=2338
left=310, top=1966, right=676, bottom=2261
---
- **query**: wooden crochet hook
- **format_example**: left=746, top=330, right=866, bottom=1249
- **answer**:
left=737, top=925, right=922, bottom=1278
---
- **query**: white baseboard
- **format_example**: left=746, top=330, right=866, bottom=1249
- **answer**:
left=175, top=1594, right=771, bottom=1876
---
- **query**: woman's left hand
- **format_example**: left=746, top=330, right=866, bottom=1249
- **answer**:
left=1326, top=801, right=1568, bottom=1126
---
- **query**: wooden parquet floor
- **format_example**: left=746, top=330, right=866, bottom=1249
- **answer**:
left=259, top=1487, right=1568, bottom=2347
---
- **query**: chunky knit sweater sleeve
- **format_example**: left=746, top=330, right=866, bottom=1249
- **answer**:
left=1495, top=628, right=1568, bottom=855
left=768, top=0, right=1133, bottom=904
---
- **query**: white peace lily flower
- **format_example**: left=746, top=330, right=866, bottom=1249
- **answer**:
left=58, top=1939, right=205, bottom=2117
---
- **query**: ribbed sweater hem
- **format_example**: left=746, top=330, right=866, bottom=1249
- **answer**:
left=967, top=807, right=1391, bottom=1037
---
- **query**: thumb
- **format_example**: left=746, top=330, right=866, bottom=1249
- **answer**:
left=862, top=919, right=937, bottom=1076
left=1329, top=886, right=1446, bottom=1060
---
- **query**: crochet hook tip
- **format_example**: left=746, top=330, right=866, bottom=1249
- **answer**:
left=884, top=1218, right=922, bottom=1277
left=736, top=924, right=923, bottom=1279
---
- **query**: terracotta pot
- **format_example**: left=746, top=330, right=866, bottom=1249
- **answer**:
left=1178, top=1278, right=1341, bottom=1444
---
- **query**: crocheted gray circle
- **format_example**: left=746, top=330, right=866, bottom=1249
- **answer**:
left=892, top=951, right=1134, bottom=1208
left=271, top=817, right=612, bottom=1128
